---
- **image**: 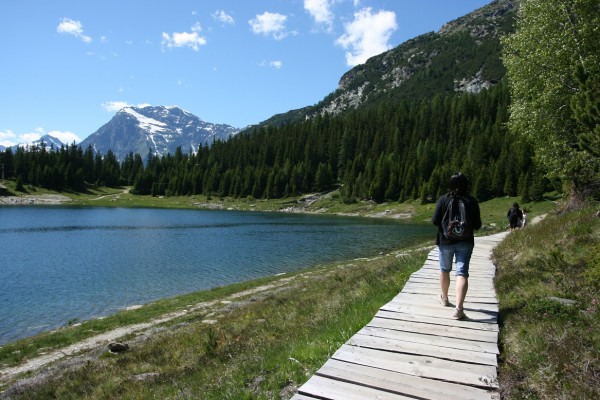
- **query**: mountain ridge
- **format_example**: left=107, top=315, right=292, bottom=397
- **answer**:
left=79, top=105, right=240, bottom=162
left=256, top=0, right=517, bottom=128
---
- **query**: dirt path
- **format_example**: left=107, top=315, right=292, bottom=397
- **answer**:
left=0, top=194, right=71, bottom=205
left=89, top=187, right=130, bottom=201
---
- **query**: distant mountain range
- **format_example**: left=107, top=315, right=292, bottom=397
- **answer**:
left=2, top=134, right=65, bottom=153
left=3, top=106, right=240, bottom=161
left=78, top=106, right=241, bottom=162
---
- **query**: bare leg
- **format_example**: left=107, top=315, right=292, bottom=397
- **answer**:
left=456, top=275, right=469, bottom=310
left=440, top=271, right=450, bottom=300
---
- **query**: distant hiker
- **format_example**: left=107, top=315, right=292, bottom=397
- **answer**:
left=507, top=202, right=523, bottom=231
left=521, top=209, right=528, bottom=228
left=432, top=172, right=482, bottom=320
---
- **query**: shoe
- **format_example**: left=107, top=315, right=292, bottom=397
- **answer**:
left=453, top=308, right=467, bottom=320
left=439, top=295, right=449, bottom=307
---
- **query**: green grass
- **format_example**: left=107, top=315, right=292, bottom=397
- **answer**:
left=494, top=206, right=600, bottom=399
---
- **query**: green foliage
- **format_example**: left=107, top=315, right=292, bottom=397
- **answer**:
left=572, top=65, right=600, bottom=157
left=502, top=0, right=600, bottom=201
left=0, top=143, right=122, bottom=192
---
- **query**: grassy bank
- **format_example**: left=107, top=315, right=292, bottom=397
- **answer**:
left=494, top=206, right=600, bottom=399
left=1, top=242, right=431, bottom=399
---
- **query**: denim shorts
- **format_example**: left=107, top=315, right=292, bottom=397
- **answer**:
left=438, top=241, right=474, bottom=277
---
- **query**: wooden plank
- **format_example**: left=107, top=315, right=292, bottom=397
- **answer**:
left=298, top=374, right=414, bottom=399
left=375, top=309, right=498, bottom=333
left=349, top=331, right=498, bottom=366
left=387, top=292, right=499, bottom=312
left=395, top=289, right=499, bottom=304
left=316, top=360, right=500, bottom=400
left=331, top=345, right=498, bottom=388
left=289, top=394, right=319, bottom=400
left=369, top=315, right=499, bottom=343
left=400, top=284, right=497, bottom=297
left=380, top=301, right=497, bottom=323
left=388, top=293, right=499, bottom=311
left=358, top=324, right=498, bottom=353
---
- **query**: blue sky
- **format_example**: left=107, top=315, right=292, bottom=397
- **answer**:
left=1, top=0, right=491, bottom=147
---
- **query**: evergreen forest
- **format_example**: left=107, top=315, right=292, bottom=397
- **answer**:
left=0, top=81, right=545, bottom=204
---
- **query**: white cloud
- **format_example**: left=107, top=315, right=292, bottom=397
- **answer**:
left=0, top=129, right=17, bottom=147
left=22, top=132, right=42, bottom=143
left=258, top=60, right=283, bottom=69
left=3, top=127, right=81, bottom=146
left=212, top=10, right=234, bottom=25
left=304, top=0, right=334, bottom=31
left=335, top=7, right=397, bottom=66
left=102, top=101, right=131, bottom=112
left=57, top=18, right=92, bottom=43
left=1, top=128, right=81, bottom=147
left=249, top=12, right=289, bottom=40
left=47, top=130, right=81, bottom=144
left=161, top=23, right=207, bottom=51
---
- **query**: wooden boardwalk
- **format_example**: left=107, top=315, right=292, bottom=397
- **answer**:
left=292, top=232, right=508, bottom=400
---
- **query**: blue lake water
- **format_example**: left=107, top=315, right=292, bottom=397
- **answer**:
left=0, top=206, right=434, bottom=344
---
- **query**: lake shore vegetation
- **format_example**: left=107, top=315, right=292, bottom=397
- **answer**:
left=0, top=232, right=432, bottom=399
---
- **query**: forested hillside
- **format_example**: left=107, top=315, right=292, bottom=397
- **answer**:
left=132, top=81, right=541, bottom=203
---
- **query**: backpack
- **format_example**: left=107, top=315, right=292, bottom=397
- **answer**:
left=508, top=207, right=520, bottom=219
left=441, top=196, right=472, bottom=240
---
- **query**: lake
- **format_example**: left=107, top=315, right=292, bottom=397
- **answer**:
left=0, top=206, right=434, bottom=344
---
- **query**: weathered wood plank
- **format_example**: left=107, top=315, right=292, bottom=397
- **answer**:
left=375, top=309, right=499, bottom=334
left=332, top=345, right=498, bottom=388
left=315, top=360, right=500, bottom=400
left=388, top=295, right=498, bottom=311
left=380, top=301, right=498, bottom=323
left=349, top=331, right=498, bottom=365
left=369, top=314, right=499, bottom=343
left=394, top=290, right=499, bottom=305
left=298, top=374, right=414, bottom=399
left=387, top=292, right=499, bottom=312
left=289, top=394, right=319, bottom=400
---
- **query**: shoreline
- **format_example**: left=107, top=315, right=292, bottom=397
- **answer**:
left=0, top=238, right=434, bottom=386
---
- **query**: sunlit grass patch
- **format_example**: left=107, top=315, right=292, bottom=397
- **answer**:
left=495, top=206, right=600, bottom=399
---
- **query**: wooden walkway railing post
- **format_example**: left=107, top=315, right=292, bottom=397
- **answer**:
left=292, top=232, right=508, bottom=400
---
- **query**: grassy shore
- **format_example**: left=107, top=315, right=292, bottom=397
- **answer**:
left=0, top=182, right=567, bottom=398
left=493, top=206, right=600, bottom=399
left=1, top=239, right=432, bottom=398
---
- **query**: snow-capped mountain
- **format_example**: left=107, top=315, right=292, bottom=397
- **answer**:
left=79, top=105, right=240, bottom=161
left=7, top=134, right=66, bottom=153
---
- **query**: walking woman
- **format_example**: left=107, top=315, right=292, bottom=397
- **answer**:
left=432, top=172, right=482, bottom=319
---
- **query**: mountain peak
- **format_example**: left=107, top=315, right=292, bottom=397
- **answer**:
left=80, top=105, right=239, bottom=161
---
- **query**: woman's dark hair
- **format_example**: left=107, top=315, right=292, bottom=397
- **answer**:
left=513, top=202, right=519, bottom=208
left=449, top=172, right=468, bottom=197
